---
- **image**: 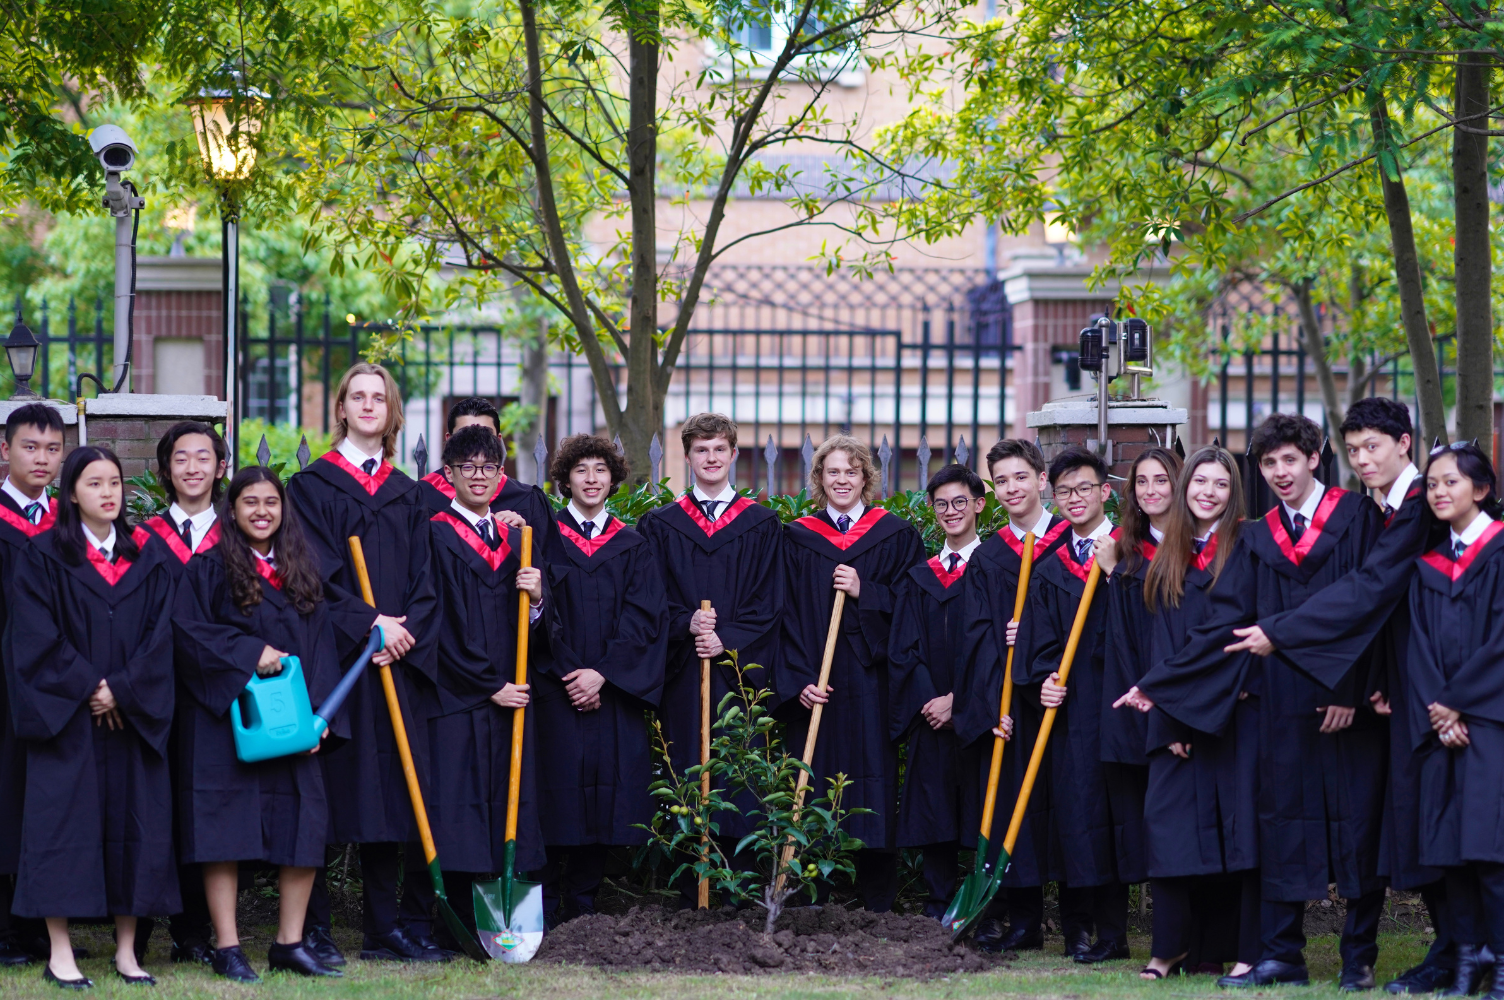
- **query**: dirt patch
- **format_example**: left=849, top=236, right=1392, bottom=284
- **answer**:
left=535, top=903, right=1008, bottom=977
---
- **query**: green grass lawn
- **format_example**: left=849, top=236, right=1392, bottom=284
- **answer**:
left=0, top=928, right=1433, bottom=1000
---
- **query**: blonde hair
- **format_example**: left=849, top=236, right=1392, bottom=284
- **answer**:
left=332, top=362, right=405, bottom=462
left=809, top=435, right=881, bottom=508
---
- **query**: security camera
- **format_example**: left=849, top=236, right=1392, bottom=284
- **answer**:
left=89, top=124, right=137, bottom=173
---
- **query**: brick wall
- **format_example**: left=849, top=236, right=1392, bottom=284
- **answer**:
left=132, top=289, right=223, bottom=396
left=1010, top=298, right=1117, bottom=438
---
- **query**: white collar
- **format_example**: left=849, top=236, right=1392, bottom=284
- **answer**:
left=940, top=536, right=982, bottom=564
left=1283, top=480, right=1325, bottom=524
left=448, top=498, right=493, bottom=529
left=568, top=501, right=606, bottom=529
left=1071, top=517, right=1114, bottom=545
left=337, top=437, right=384, bottom=471
left=83, top=522, right=117, bottom=555
left=1008, top=506, right=1054, bottom=541
left=1452, top=512, right=1494, bottom=549
left=691, top=482, right=736, bottom=506
left=168, top=502, right=217, bottom=546
left=1148, top=524, right=1164, bottom=544
left=1383, top=464, right=1420, bottom=512
left=1195, top=520, right=1219, bottom=544
left=1, top=476, right=44, bottom=516
left=252, top=545, right=276, bottom=564
left=828, top=502, right=864, bottom=525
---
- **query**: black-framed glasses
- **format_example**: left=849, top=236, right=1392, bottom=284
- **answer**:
left=1052, top=482, right=1103, bottom=501
left=450, top=462, right=502, bottom=479
left=930, top=497, right=979, bottom=513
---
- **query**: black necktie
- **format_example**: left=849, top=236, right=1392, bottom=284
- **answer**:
left=477, top=518, right=496, bottom=548
left=947, top=552, right=961, bottom=573
left=1455, top=539, right=1467, bottom=560
left=580, top=519, right=596, bottom=539
left=836, top=514, right=852, bottom=533
left=1077, top=537, right=1092, bottom=564
left=1192, top=537, right=1207, bottom=555
left=362, top=458, right=377, bottom=476
left=1382, top=502, right=1395, bottom=518
left=23, top=502, right=41, bottom=525
left=179, top=517, right=195, bottom=549
left=1290, top=512, right=1307, bottom=542
left=700, top=499, right=719, bottom=521
left=98, top=545, right=113, bottom=564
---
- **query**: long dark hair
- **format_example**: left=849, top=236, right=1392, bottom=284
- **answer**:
left=1145, top=446, right=1244, bottom=612
left=220, top=466, right=324, bottom=615
left=1117, top=446, right=1183, bottom=576
left=1427, top=440, right=1504, bottom=519
left=55, top=446, right=140, bottom=566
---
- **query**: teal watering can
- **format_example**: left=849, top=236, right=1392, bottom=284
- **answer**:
left=232, top=627, right=384, bottom=763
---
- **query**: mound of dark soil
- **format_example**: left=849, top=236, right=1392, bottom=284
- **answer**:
left=535, top=903, right=1008, bottom=976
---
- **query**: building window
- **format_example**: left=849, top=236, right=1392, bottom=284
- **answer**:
left=705, top=7, right=866, bottom=87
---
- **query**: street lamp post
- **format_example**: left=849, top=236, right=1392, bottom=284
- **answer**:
left=188, top=83, right=261, bottom=468
left=5, top=304, right=40, bottom=400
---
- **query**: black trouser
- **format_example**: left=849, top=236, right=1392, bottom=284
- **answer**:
left=1445, top=865, right=1504, bottom=956
left=1261, top=887, right=1384, bottom=968
left=1151, top=872, right=1260, bottom=966
left=360, top=843, right=437, bottom=938
left=1061, top=881, right=1129, bottom=946
left=541, top=845, right=609, bottom=922
left=0, top=876, right=44, bottom=952
left=917, top=843, right=959, bottom=919
left=1418, top=878, right=1458, bottom=969
left=168, top=863, right=212, bottom=948
left=998, top=885, right=1044, bottom=934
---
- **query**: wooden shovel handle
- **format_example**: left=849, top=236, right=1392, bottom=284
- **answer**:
left=698, top=599, right=713, bottom=910
left=1002, top=558, right=1102, bottom=856
left=506, top=526, right=534, bottom=845
left=978, top=532, right=1034, bottom=841
left=350, top=535, right=440, bottom=867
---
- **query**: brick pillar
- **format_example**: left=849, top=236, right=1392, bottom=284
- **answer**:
left=1007, top=296, right=1114, bottom=439
left=132, top=257, right=223, bottom=398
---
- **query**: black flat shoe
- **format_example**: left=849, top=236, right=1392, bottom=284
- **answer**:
left=1141, top=962, right=1185, bottom=980
left=302, top=925, right=346, bottom=968
left=1218, top=959, right=1311, bottom=988
left=43, top=966, right=93, bottom=990
left=113, top=965, right=156, bottom=986
left=1075, top=938, right=1131, bottom=964
left=268, top=941, right=342, bottom=977
left=359, top=927, right=447, bottom=963
left=1341, top=965, right=1378, bottom=992
left=1386, top=963, right=1457, bottom=995
left=210, top=945, right=261, bottom=983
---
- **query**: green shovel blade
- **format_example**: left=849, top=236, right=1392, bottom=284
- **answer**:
left=472, top=842, right=545, bottom=963
left=426, top=858, right=491, bottom=962
left=943, top=836, right=1008, bottom=940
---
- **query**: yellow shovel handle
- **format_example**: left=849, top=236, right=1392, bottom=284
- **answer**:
left=978, top=532, right=1034, bottom=840
left=506, top=526, right=533, bottom=845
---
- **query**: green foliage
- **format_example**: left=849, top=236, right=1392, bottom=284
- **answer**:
left=237, top=418, right=333, bottom=472
left=125, top=470, right=169, bottom=523
left=876, top=486, right=1013, bottom=556
left=764, top=490, right=817, bottom=524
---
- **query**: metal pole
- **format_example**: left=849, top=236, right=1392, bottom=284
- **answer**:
left=222, top=203, right=241, bottom=469
left=112, top=211, right=133, bottom=391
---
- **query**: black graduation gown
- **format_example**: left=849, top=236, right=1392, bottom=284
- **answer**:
left=1408, top=524, right=1504, bottom=867
left=418, top=470, right=558, bottom=542
left=287, top=452, right=438, bottom=844
left=417, top=513, right=545, bottom=872
left=6, top=530, right=180, bottom=918
left=1135, top=538, right=1260, bottom=878
left=534, top=511, right=667, bottom=846
left=954, top=518, right=1070, bottom=887
left=1101, top=543, right=1155, bottom=766
left=775, top=508, right=926, bottom=852
left=1015, top=529, right=1147, bottom=888
left=0, top=494, right=54, bottom=876
left=1137, top=489, right=1387, bottom=901
left=172, top=549, right=372, bottom=867
left=636, top=494, right=782, bottom=842
left=888, top=555, right=979, bottom=848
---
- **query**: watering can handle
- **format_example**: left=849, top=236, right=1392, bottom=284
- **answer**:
left=314, top=626, right=386, bottom=727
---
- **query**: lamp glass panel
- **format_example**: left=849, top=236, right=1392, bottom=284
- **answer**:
left=7, top=343, right=36, bottom=380
left=191, top=98, right=262, bottom=180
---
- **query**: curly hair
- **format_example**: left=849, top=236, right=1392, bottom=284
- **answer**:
left=809, top=435, right=881, bottom=508
left=221, top=467, right=324, bottom=615
left=1249, top=412, right=1322, bottom=462
left=550, top=434, right=629, bottom=499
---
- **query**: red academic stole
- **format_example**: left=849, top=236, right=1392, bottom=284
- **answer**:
left=792, top=507, right=888, bottom=551
left=677, top=493, right=754, bottom=536
left=1386, top=485, right=1422, bottom=528
left=1052, top=526, right=1120, bottom=582
left=0, top=495, right=56, bottom=537
left=1191, top=532, right=1219, bottom=571
left=1420, top=520, right=1504, bottom=583
left=422, top=469, right=510, bottom=504
left=928, top=553, right=967, bottom=588
left=1264, top=488, right=1346, bottom=567
left=559, top=515, right=625, bottom=557
left=432, top=511, right=513, bottom=571
left=323, top=451, right=394, bottom=496
left=999, top=518, right=1069, bottom=559
left=144, top=515, right=221, bottom=564
left=87, top=526, right=152, bottom=586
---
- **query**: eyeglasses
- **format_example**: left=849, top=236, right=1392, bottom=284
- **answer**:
left=930, top=497, right=979, bottom=513
left=1052, top=482, right=1103, bottom=501
left=450, top=462, right=502, bottom=479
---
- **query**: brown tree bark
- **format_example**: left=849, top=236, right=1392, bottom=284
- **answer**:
left=1453, top=50, right=1494, bottom=453
left=1288, top=278, right=1352, bottom=483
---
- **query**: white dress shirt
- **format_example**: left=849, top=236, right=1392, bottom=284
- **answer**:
left=938, top=536, right=982, bottom=571
left=338, top=438, right=384, bottom=473
left=1283, top=480, right=1326, bottom=528
left=1452, top=512, right=1494, bottom=553
left=1069, top=517, right=1114, bottom=563
left=691, top=483, right=737, bottom=520
left=83, top=522, right=117, bottom=558
left=1, top=477, right=46, bottom=523
left=568, top=502, right=607, bottom=537
left=1009, top=506, right=1054, bottom=542
left=1148, top=524, right=1164, bottom=544
left=1384, top=464, right=1421, bottom=513
left=451, top=501, right=542, bottom=620
left=168, top=503, right=218, bottom=551
left=827, top=502, right=865, bottom=528
left=252, top=546, right=276, bottom=567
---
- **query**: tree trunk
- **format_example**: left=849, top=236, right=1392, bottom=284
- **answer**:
left=520, top=316, right=549, bottom=484
left=620, top=4, right=662, bottom=482
left=1454, top=51, right=1494, bottom=453
left=1289, top=278, right=1352, bottom=483
left=1370, top=100, right=1449, bottom=446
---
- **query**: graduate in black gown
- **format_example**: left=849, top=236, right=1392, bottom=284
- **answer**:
left=138, top=420, right=228, bottom=967
left=776, top=435, right=925, bottom=912
left=635, top=413, right=782, bottom=902
left=0, top=403, right=63, bottom=967
left=416, top=426, right=546, bottom=943
left=1016, top=446, right=1142, bottom=964
left=888, top=464, right=989, bottom=919
left=285, top=362, right=440, bottom=964
left=1123, top=414, right=1387, bottom=989
left=533, top=435, right=667, bottom=922
left=416, top=397, right=555, bottom=539
left=1406, top=442, right=1504, bottom=1000
left=1224, top=399, right=1453, bottom=994
left=6, top=446, right=177, bottom=987
left=174, top=466, right=380, bottom=982
left=956, top=438, right=1069, bottom=952
left=1110, top=447, right=1260, bottom=980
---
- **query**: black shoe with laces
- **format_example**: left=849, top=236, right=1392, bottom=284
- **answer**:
left=405, top=927, right=456, bottom=961
left=1075, top=938, right=1131, bottom=964
left=170, top=938, right=211, bottom=965
left=210, top=945, right=261, bottom=983
left=1386, top=962, right=1457, bottom=995
left=302, top=925, right=345, bottom=968
left=1341, top=965, right=1378, bottom=992
left=359, top=927, right=447, bottom=963
left=268, top=941, right=342, bottom=977
left=1063, top=928, right=1092, bottom=959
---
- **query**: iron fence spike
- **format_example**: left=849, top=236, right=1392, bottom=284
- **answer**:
left=878, top=435, right=892, bottom=498
left=917, top=435, right=931, bottom=489
left=413, top=434, right=428, bottom=478
left=954, top=435, right=969, bottom=468
left=296, top=436, right=311, bottom=471
left=649, top=433, right=663, bottom=491
left=800, top=433, right=814, bottom=489
left=532, top=434, right=549, bottom=487
left=497, top=432, right=507, bottom=466
left=256, top=434, right=271, bottom=468
left=613, top=434, right=624, bottom=457
left=765, top=435, right=777, bottom=498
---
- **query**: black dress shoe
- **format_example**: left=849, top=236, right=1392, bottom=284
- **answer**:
left=302, top=926, right=345, bottom=968
left=1386, top=963, right=1456, bottom=994
left=43, top=966, right=93, bottom=990
left=210, top=945, right=261, bottom=983
left=1440, top=945, right=1491, bottom=998
left=1218, top=959, right=1311, bottom=987
left=1341, top=965, right=1378, bottom=992
left=997, top=923, right=1044, bottom=952
left=268, top=941, right=342, bottom=977
left=1075, top=938, right=1131, bottom=964
left=170, top=939, right=211, bottom=965
left=1063, top=928, right=1092, bottom=958
left=359, top=927, right=447, bottom=962
left=405, top=927, right=456, bottom=960
left=1482, top=962, right=1504, bottom=1000
left=0, top=936, right=33, bottom=966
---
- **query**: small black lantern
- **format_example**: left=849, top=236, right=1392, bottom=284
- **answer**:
left=5, top=307, right=39, bottom=399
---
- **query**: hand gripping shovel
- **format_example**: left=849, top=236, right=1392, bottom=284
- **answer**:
left=473, top=526, right=546, bottom=962
left=949, top=550, right=1102, bottom=940
left=944, top=531, right=1035, bottom=938
left=348, top=536, right=490, bottom=962
left=772, top=589, right=846, bottom=898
